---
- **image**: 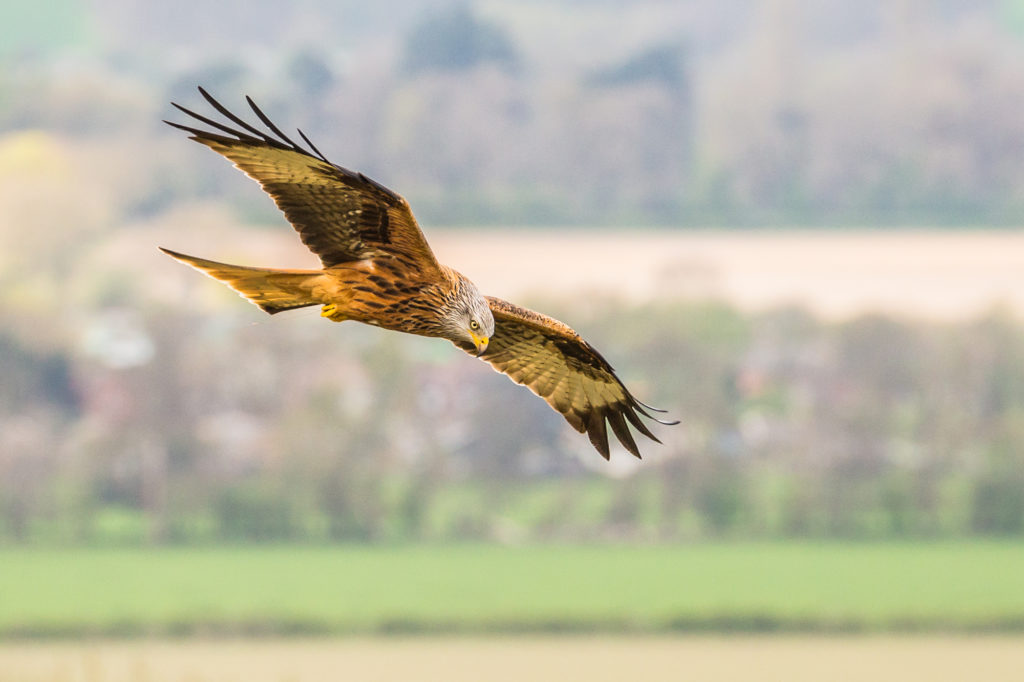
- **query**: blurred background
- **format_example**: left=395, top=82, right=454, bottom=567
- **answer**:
left=3, top=1, right=1024, bottom=680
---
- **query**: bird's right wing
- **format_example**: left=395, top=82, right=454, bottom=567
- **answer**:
left=470, top=296, right=677, bottom=459
left=166, top=87, right=440, bottom=274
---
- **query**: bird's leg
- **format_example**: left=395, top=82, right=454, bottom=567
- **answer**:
left=320, top=303, right=348, bottom=322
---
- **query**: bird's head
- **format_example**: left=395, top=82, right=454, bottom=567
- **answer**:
left=445, top=276, right=494, bottom=356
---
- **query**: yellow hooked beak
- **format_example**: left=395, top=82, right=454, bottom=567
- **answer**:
left=470, top=330, right=489, bottom=356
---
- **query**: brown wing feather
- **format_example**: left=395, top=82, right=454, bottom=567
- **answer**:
left=166, top=88, right=440, bottom=273
left=477, top=297, right=676, bottom=459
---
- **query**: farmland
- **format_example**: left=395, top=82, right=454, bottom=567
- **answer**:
left=3, top=636, right=1024, bottom=682
left=2, top=542, right=1023, bottom=636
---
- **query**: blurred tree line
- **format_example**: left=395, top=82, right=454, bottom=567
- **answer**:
left=3, top=293, right=1024, bottom=545
left=4, top=1, right=1024, bottom=226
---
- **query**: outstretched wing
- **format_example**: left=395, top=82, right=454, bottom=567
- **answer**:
left=166, top=87, right=440, bottom=273
left=475, top=297, right=677, bottom=459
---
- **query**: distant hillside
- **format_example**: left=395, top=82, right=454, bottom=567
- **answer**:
left=4, top=1, right=1024, bottom=226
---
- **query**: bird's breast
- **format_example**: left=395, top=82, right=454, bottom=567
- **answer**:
left=324, top=264, right=449, bottom=338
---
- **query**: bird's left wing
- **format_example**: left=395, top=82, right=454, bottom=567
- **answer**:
left=166, top=87, right=441, bottom=274
left=471, top=297, right=677, bottom=459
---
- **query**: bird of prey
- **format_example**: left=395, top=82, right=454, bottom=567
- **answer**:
left=161, top=88, right=676, bottom=459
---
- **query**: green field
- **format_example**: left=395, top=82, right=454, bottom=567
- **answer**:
left=2, top=542, right=1023, bottom=636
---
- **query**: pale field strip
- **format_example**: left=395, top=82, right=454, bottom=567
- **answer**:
left=430, top=230, right=1024, bottom=321
left=2, top=637, right=1024, bottom=682
left=146, top=217, right=1024, bottom=321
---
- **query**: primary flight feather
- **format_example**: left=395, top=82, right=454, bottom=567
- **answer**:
left=161, top=88, right=676, bottom=459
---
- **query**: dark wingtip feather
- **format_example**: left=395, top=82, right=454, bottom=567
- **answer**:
left=586, top=410, right=611, bottom=460
left=641, top=406, right=680, bottom=426
left=607, top=409, right=641, bottom=459
left=635, top=399, right=669, bottom=413
left=168, top=87, right=312, bottom=154
left=246, top=94, right=300, bottom=148
left=627, top=396, right=679, bottom=425
left=169, top=102, right=261, bottom=142
left=163, top=119, right=194, bottom=133
left=297, top=128, right=329, bottom=163
left=198, top=88, right=273, bottom=141
left=623, top=406, right=659, bottom=442
left=622, top=385, right=673, bottom=414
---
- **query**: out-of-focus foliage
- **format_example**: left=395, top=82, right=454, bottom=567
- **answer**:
left=3, top=1, right=1024, bottom=225
left=401, top=4, right=520, bottom=76
left=4, top=280, right=1024, bottom=544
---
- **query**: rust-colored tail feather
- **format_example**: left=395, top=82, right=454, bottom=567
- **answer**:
left=159, top=247, right=321, bottom=314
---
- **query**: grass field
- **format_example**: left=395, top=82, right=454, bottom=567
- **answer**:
left=2, top=542, right=1023, bottom=636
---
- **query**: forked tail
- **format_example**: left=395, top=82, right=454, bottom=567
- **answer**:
left=160, top=247, right=321, bottom=314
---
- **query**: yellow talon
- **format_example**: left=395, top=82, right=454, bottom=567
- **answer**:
left=321, top=304, right=346, bottom=322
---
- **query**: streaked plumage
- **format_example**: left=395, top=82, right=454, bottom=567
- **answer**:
left=161, top=88, right=676, bottom=459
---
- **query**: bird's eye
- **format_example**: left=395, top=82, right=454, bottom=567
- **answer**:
left=470, top=320, right=479, bottom=330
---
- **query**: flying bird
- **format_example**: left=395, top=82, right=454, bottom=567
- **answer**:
left=161, top=88, right=676, bottom=459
